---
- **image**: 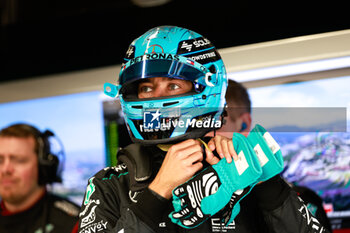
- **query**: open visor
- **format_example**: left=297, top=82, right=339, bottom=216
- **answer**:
left=118, top=54, right=217, bottom=99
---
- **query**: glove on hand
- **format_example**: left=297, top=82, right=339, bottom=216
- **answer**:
left=220, top=125, right=285, bottom=225
left=247, top=124, right=284, bottom=182
left=169, top=133, right=262, bottom=229
left=217, top=124, right=285, bottom=226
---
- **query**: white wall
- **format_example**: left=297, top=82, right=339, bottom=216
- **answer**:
left=1, top=29, right=350, bottom=103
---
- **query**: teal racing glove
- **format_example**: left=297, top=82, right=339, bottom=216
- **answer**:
left=247, top=124, right=284, bottom=182
left=220, top=125, right=285, bottom=226
left=169, top=133, right=262, bottom=229
left=220, top=124, right=285, bottom=226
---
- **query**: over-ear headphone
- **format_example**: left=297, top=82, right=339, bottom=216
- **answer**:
left=12, top=124, right=63, bottom=185
left=36, top=129, right=63, bottom=185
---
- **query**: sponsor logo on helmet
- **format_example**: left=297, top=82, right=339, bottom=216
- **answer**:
left=129, top=53, right=180, bottom=65
left=125, top=45, right=135, bottom=59
left=145, top=44, right=164, bottom=54
left=177, top=37, right=213, bottom=54
left=186, top=48, right=221, bottom=65
left=189, top=50, right=217, bottom=62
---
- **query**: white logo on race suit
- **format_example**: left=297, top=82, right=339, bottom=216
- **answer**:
left=129, top=190, right=142, bottom=203
left=113, top=163, right=127, bottom=172
left=81, top=205, right=98, bottom=228
left=80, top=199, right=100, bottom=217
left=84, top=177, right=96, bottom=205
left=211, top=218, right=236, bottom=232
left=79, top=220, right=108, bottom=233
left=297, top=197, right=325, bottom=232
left=159, top=222, right=166, bottom=227
left=79, top=198, right=108, bottom=233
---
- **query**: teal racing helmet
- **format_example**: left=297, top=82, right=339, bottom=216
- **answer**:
left=104, top=26, right=227, bottom=144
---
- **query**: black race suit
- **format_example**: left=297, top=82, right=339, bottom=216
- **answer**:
left=0, top=192, right=80, bottom=233
left=78, top=144, right=330, bottom=233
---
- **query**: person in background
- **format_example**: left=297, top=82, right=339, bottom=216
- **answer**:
left=215, top=79, right=332, bottom=232
left=214, top=80, right=253, bottom=138
left=0, top=123, right=80, bottom=233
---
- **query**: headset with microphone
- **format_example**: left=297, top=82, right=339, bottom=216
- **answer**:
left=36, top=129, right=64, bottom=185
left=12, top=124, right=64, bottom=185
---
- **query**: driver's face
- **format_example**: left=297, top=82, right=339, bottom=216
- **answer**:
left=138, top=77, right=193, bottom=99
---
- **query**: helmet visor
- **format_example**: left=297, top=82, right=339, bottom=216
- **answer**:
left=120, top=58, right=208, bottom=86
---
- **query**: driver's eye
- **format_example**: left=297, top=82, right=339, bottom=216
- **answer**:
left=139, top=85, right=153, bottom=93
left=169, top=83, right=180, bottom=90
